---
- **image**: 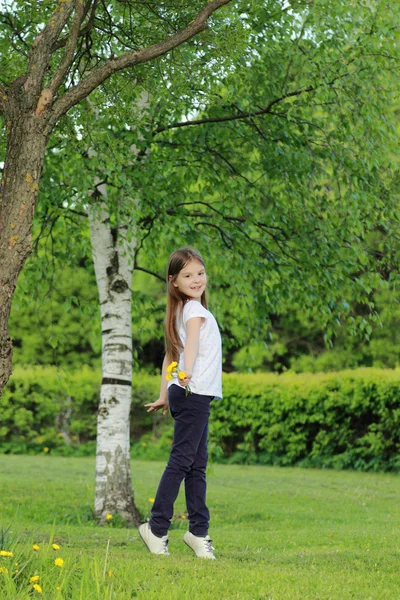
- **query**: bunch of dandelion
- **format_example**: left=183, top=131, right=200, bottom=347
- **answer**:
left=166, top=361, right=192, bottom=396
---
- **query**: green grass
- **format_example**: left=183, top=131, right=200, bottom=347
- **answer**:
left=0, top=455, right=399, bottom=599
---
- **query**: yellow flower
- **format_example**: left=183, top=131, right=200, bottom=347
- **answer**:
left=107, top=570, right=113, bottom=576
left=166, top=373, right=173, bottom=381
left=14, top=562, right=18, bottom=566
left=0, top=567, right=8, bottom=574
left=171, top=361, right=178, bottom=368
left=148, top=497, right=155, bottom=503
left=0, top=550, right=13, bottom=557
left=56, top=586, right=61, bottom=590
left=178, top=371, right=186, bottom=380
left=57, top=433, right=63, bottom=438
left=52, top=543, right=60, bottom=550
left=181, top=515, right=187, bottom=519
left=141, top=442, right=147, bottom=447
left=32, top=544, right=40, bottom=551
left=30, top=575, right=40, bottom=583
left=54, top=558, right=64, bottom=567
left=33, top=583, right=43, bottom=594
left=105, top=513, right=113, bottom=521
left=43, top=447, right=49, bottom=453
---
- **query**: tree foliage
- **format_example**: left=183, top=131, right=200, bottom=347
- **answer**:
left=1, top=0, right=399, bottom=375
left=29, top=0, right=399, bottom=351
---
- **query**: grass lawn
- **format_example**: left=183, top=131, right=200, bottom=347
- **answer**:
left=0, top=455, right=399, bottom=599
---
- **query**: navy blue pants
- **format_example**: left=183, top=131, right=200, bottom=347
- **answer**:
left=149, top=384, right=213, bottom=537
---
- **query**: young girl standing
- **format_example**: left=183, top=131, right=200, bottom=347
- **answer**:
left=138, top=246, right=222, bottom=559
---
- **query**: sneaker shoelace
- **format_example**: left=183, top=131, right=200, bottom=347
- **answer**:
left=204, top=538, right=215, bottom=555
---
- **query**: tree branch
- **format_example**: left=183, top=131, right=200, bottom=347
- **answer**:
left=67, top=207, right=88, bottom=218
left=23, top=0, right=75, bottom=104
left=155, top=72, right=352, bottom=133
left=134, top=266, right=164, bottom=282
left=52, top=0, right=97, bottom=50
left=49, top=0, right=232, bottom=125
left=195, top=221, right=233, bottom=249
left=49, top=0, right=86, bottom=96
left=0, top=11, right=30, bottom=52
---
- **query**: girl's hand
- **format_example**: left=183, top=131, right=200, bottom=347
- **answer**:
left=178, top=373, right=192, bottom=388
left=144, top=398, right=169, bottom=416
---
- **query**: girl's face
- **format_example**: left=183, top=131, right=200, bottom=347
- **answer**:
left=172, top=259, right=207, bottom=300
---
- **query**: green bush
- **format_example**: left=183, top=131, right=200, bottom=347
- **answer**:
left=212, top=370, right=400, bottom=471
left=1, top=366, right=399, bottom=472
left=0, top=366, right=164, bottom=455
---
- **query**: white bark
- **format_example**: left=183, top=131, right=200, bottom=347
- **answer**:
left=88, top=90, right=150, bottom=525
left=88, top=193, right=140, bottom=525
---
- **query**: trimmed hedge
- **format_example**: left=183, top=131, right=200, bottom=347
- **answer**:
left=0, top=366, right=160, bottom=456
left=214, top=370, right=400, bottom=471
left=1, top=366, right=399, bottom=471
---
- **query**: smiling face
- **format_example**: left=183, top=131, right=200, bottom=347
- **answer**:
left=172, top=258, right=207, bottom=300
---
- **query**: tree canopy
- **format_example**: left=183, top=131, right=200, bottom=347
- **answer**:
left=1, top=0, right=399, bottom=375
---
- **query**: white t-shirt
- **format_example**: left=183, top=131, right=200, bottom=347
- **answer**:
left=168, top=300, right=223, bottom=400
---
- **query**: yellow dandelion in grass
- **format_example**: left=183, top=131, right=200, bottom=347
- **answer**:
left=32, top=544, right=40, bottom=551
left=54, top=558, right=64, bottom=567
left=43, top=447, right=49, bottom=453
left=30, top=575, right=40, bottom=583
left=148, top=498, right=155, bottom=503
left=56, top=586, right=61, bottom=590
left=105, top=513, right=113, bottom=521
left=52, top=544, right=60, bottom=550
left=0, top=567, right=8, bottom=574
left=107, top=570, right=113, bottom=577
left=181, top=515, right=187, bottom=519
left=141, top=442, right=147, bottom=447
left=0, top=550, right=13, bottom=557
left=33, top=583, right=43, bottom=594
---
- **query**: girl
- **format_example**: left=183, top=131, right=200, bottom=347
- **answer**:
left=138, top=246, right=222, bottom=559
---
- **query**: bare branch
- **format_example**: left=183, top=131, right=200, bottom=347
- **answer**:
left=67, top=207, right=88, bottom=218
left=23, top=0, right=75, bottom=103
left=155, top=72, right=352, bottom=133
left=195, top=221, right=233, bottom=249
left=49, top=0, right=86, bottom=96
left=52, top=0, right=99, bottom=51
left=0, top=11, right=30, bottom=52
left=49, top=0, right=232, bottom=125
left=134, top=266, right=164, bottom=282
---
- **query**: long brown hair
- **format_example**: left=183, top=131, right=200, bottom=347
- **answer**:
left=165, top=247, right=208, bottom=362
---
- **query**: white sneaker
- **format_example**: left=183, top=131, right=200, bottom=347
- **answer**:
left=183, top=531, right=216, bottom=559
left=138, top=523, right=170, bottom=556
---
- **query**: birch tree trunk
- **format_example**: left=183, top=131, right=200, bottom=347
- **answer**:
left=88, top=194, right=140, bottom=525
